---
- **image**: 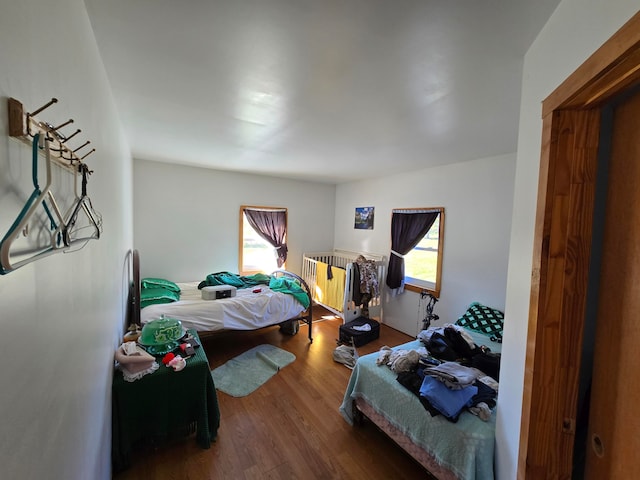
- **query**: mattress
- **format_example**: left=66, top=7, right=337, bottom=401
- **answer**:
left=140, top=281, right=306, bottom=333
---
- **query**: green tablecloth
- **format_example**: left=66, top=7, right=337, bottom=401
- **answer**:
left=112, top=330, right=220, bottom=472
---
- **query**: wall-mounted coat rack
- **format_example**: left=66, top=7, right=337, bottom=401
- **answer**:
left=1, top=97, right=102, bottom=274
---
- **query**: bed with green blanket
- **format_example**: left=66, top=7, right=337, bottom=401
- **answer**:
left=131, top=251, right=314, bottom=342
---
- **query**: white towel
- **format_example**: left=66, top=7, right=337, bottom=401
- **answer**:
left=352, top=323, right=371, bottom=332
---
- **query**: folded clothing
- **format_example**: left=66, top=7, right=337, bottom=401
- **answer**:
left=115, top=343, right=159, bottom=382
left=419, top=376, right=478, bottom=420
left=397, top=369, right=498, bottom=421
left=425, top=361, right=479, bottom=390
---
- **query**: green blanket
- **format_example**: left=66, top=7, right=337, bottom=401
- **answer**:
left=198, top=272, right=271, bottom=289
left=198, top=271, right=309, bottom=309
left=268, top=276, right=310, bottom=309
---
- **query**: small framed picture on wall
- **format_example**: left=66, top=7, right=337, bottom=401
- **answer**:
left=354, top=207, right=374, bottom=230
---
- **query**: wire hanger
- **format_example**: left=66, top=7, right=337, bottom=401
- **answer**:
left=60, top=163, right=102, bottom=251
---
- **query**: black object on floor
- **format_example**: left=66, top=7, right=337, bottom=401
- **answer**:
left=339, top=317, right=380, bottom=347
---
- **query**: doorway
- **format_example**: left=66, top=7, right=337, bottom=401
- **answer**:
left=519, top=11, right=640, bottom=480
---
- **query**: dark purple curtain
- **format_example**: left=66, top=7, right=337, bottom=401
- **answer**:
left=386, top=211, right=439, bottom=289
left=244, top=208, right=288, bottom=268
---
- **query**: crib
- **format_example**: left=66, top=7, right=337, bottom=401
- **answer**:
left=301, top=250, right=386, bottom=323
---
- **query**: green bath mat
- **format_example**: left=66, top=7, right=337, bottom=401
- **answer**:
left=210, top=344, right=295, bottom=397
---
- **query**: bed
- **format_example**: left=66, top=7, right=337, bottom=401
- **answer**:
left=301, top=250, right=386, bottom=323
left=340, top=327, right=502, bottom=480
left=129, top=250, right=314, bottom=342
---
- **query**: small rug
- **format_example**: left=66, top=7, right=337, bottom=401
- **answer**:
left=210, top=344, right=296, bottom=397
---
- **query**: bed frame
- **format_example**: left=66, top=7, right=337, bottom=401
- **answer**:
left=128, top=249, right=314, bottom=342
left=301, top=250, right=386, bottom=323
left=352, top=398, right=459, bottom=480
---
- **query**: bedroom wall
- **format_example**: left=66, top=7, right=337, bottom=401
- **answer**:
left=0, top=1, right=132, bottom=479
left=496, top=2, right=639, bottom=479
left=334, top=153, right=515, bottom=336
left=133, top=159, right=336, bottom=281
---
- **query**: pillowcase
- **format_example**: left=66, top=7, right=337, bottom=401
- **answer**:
left=141, top=277, right=181, bottom=294
left=455, top=302, right=504, bottom=343
left=140, top=287, right=180, bottom=309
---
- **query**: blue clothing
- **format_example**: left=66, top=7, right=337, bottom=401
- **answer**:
left=419, top=376, right=478, bottom=420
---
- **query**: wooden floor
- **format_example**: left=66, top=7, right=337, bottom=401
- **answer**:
left=114, top=307, right=432, bottom=479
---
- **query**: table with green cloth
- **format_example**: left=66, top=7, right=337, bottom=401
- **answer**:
left=112, top=330, right=220, bottom=472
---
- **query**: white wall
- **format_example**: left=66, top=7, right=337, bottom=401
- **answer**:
left=133, top=159, right=336, bottom=281
left=496, top=2, right=639, bottom=479
left=335, top=153, right=515, bottom=336
left=0, top=1, right=132, bottom=479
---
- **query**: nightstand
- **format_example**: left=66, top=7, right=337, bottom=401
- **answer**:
left=111, top=329, right=219, bottom=472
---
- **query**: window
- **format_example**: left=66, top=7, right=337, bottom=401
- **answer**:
left=404, top=211, right=443, bottom=295
left=387, top=207, right=444, bottom=297
left=239, top=206, right=287, bottom=274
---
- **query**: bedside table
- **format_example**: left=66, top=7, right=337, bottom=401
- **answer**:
left=111, top=329, right=220, bottom=472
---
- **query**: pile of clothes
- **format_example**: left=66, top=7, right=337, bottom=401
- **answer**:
left=402, top=360, right=499, bottom=422
left=377, top=324, right=501, bottom=422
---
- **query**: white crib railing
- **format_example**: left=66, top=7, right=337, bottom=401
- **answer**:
left=302, top=250, right=386, bottom=323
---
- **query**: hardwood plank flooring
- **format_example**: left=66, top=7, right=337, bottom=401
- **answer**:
left=114, top=307, right=433, bottom=479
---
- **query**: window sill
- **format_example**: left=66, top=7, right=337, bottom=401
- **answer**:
left=404, top=282, right=440, bottom=299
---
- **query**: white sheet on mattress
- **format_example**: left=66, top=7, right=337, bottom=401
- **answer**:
left=140, top=281, right=306, bottom=333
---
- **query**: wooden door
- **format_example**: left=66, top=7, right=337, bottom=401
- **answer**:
left=584, top=88, right=640, bottom=478
left=519, top=12, right=640, bottom=479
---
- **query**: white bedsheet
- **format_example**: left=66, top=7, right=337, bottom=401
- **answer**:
left=140, top=282, right=306, bottom=333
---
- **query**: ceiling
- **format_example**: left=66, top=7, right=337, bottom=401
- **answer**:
left=85, top=0, right=560, bottom=184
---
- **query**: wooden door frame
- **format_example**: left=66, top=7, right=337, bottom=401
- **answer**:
left=519, top=11, right=640, bottom=479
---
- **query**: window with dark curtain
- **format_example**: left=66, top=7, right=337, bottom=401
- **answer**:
left=386, top=210, right=439, bottom=290
left=244, top=207, right=288, bottom=268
